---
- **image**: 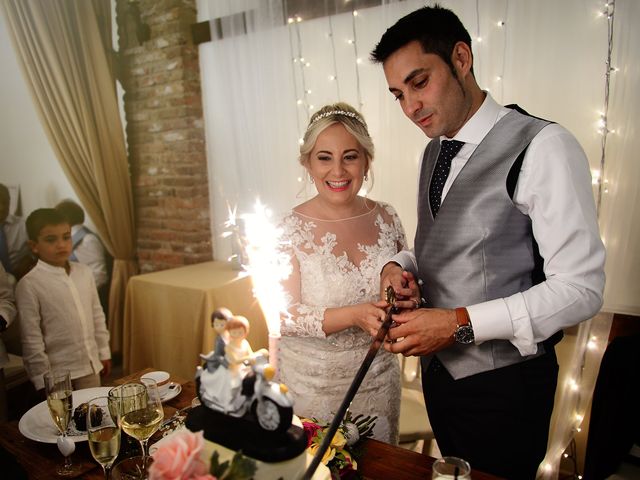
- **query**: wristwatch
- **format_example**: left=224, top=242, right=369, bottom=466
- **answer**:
left=453, top=307, right=475, bottom=345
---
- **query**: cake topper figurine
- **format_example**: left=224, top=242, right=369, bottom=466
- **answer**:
left=191, top=309, right=306, bottom=462
left=195, top=310, right=295, bottom=432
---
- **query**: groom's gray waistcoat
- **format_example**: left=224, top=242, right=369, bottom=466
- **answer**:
left=415, top=108, right=550, bottom=380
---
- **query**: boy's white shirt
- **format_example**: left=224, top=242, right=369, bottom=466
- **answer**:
left=15, top=259, right=110, bottom=390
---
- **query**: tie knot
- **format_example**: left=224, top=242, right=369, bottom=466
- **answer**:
left=439, top=140, right=464, bottom=160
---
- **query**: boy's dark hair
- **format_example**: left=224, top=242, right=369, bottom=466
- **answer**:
left=25, top=208, right=68, bottom=241
left=370, top=4, right=473, bottom=78
left=55, top=199, right=85, bottom=226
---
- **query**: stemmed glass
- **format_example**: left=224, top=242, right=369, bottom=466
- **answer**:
left=119, top=379, right=164, bottom=476
left=87, top=396, right=121, bottom=479
left=44, top=370, right=80, bottom=476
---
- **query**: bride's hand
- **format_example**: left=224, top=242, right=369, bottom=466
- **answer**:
left=350, top=301, right=388, bottom=337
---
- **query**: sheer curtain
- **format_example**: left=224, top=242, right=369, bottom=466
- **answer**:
left=197, top=0, right=638, bottom=476
left=0, top=0, right=137, bottom=354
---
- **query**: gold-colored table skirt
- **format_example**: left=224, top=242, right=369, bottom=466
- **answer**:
left=123, top=261, right=268, bottom=379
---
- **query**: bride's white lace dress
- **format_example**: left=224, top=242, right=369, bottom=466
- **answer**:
left=277, top=201, right=406, bottom=444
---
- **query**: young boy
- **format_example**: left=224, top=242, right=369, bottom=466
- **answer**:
left=15, top=208, right=111, bottom=393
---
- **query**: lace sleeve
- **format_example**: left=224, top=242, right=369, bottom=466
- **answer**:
left=381, top=202, right=408, bottom=251
left=277, top=214, right=327, bottom=339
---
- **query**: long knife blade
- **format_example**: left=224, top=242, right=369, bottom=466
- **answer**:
left=300, top=287, right=398, bottom=480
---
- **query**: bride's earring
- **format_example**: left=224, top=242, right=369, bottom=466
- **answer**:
left=309, top=174, right=315, bottom=184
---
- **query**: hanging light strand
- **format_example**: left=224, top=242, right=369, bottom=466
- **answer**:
left=294, top=18, right=311, bottom=122
left=596, top=0, right=616, bottom=217
left=350, top=10, right=363, bottom=110
left=286, top=13, right=303, bottom=143
left=497, top=2, right=509, bottom=103
left=328, top=15, right=341, bottom=99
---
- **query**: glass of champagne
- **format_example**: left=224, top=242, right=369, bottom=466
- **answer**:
left=120, top=379, right=164, bottom=476
left=44, top=370, right=79, bottom=476
left=87, top=396, right=121, bottom=479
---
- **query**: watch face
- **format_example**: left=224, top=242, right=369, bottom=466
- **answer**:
left=455, top=325, right=475, bottom=344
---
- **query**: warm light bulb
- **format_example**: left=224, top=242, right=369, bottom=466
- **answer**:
left=356, top=58, right=362, bottom=64
left=477, top=36, right=483, bottom=42
left=296, top=15, right=302, bottom=23
left=296, top=99, right=302, bottom=105
left=497, top=21, right=505, bottom=27
left=287, top=17, right=294, bottom=24
left=328, top=75, right=336, bottom=81
left=298, top=138, right=303, bottom=145
left=347, top=39, right=354, bottom=45
left=353, top=10, right=358, bottom=16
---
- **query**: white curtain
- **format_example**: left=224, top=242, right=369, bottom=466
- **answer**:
left=197, top=0, right=638, bottom=476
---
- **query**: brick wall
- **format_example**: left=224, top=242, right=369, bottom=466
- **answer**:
left=116, top=0, right=212, bottom=273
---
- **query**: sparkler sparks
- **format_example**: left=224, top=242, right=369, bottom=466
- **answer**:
left=226, top=200, right=292, bottom=368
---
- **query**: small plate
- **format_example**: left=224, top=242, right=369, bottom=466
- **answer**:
left=161, top=382, right=181, bottom=403
left=18, top=386, right=111, bottom=443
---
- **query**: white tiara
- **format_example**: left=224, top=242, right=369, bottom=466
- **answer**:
left=309, top=109, right=366, bottom=128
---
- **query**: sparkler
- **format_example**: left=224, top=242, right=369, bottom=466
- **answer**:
left=234, top=200, right=292, bottom=369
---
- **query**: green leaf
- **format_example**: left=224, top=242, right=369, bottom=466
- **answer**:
left=223, top=451, right=258, bottom=480
left=209, top=451, right=230, bottom=477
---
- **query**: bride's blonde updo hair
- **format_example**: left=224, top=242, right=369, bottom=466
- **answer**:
left=299, top=102, right=375, bottom=176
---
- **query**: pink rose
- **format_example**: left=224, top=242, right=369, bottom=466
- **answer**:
left=149, top=430, right=216, bottom=480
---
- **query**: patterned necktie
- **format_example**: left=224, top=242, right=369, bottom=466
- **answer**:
left=0, top=224, right=11, bottom=273
left=429, top=139, right=465, bottom=217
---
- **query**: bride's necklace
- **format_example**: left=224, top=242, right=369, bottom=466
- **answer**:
left=296, top=198, right=375, bottom=222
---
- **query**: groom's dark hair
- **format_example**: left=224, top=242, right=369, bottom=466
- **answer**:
left=370, top=4, right=474, bottom=78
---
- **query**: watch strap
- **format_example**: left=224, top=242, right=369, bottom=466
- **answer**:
left=455, top=307, right=470, bottom=327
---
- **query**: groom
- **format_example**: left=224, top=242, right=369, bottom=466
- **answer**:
left=371, top=5, right=605, bottom=479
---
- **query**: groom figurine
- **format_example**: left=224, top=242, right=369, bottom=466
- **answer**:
left=372, top=5, right=605, bottom=479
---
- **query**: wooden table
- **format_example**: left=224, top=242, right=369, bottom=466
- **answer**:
left=123, top=261, right=269, bottom=379
left=0, top=369, right=502, bottom=479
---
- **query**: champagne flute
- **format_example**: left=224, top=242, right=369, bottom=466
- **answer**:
left=44, top=370, right=80, bottom=476
left=120, top=378, right=164, bottom=475
left=87, top=396, right=121, bottom=479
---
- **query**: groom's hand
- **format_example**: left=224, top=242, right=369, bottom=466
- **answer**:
left=380, top=263, right=420, bottom=310
left=383, top=308, right=456, bottom=356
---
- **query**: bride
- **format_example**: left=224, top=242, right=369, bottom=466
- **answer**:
left=277, top=102, right=406, bottom=444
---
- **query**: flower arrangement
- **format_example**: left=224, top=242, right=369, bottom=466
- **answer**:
left=301, top=412, right=377, bottom=479
left=148, top=430, right=257, bottom=480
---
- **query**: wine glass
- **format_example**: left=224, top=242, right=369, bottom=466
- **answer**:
left=44, top=370, right=80, bottom=476
left=119, top=379, right=164, bottom=476
left=87, top=396, right=121, bottom=479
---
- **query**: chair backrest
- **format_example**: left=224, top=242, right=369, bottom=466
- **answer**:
left=400, top=354, right=422, bottom=391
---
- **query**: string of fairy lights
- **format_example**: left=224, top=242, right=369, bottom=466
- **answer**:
left=286, top=7, right=364, bottom=152
left=543, top=2, right=617, bottom=479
